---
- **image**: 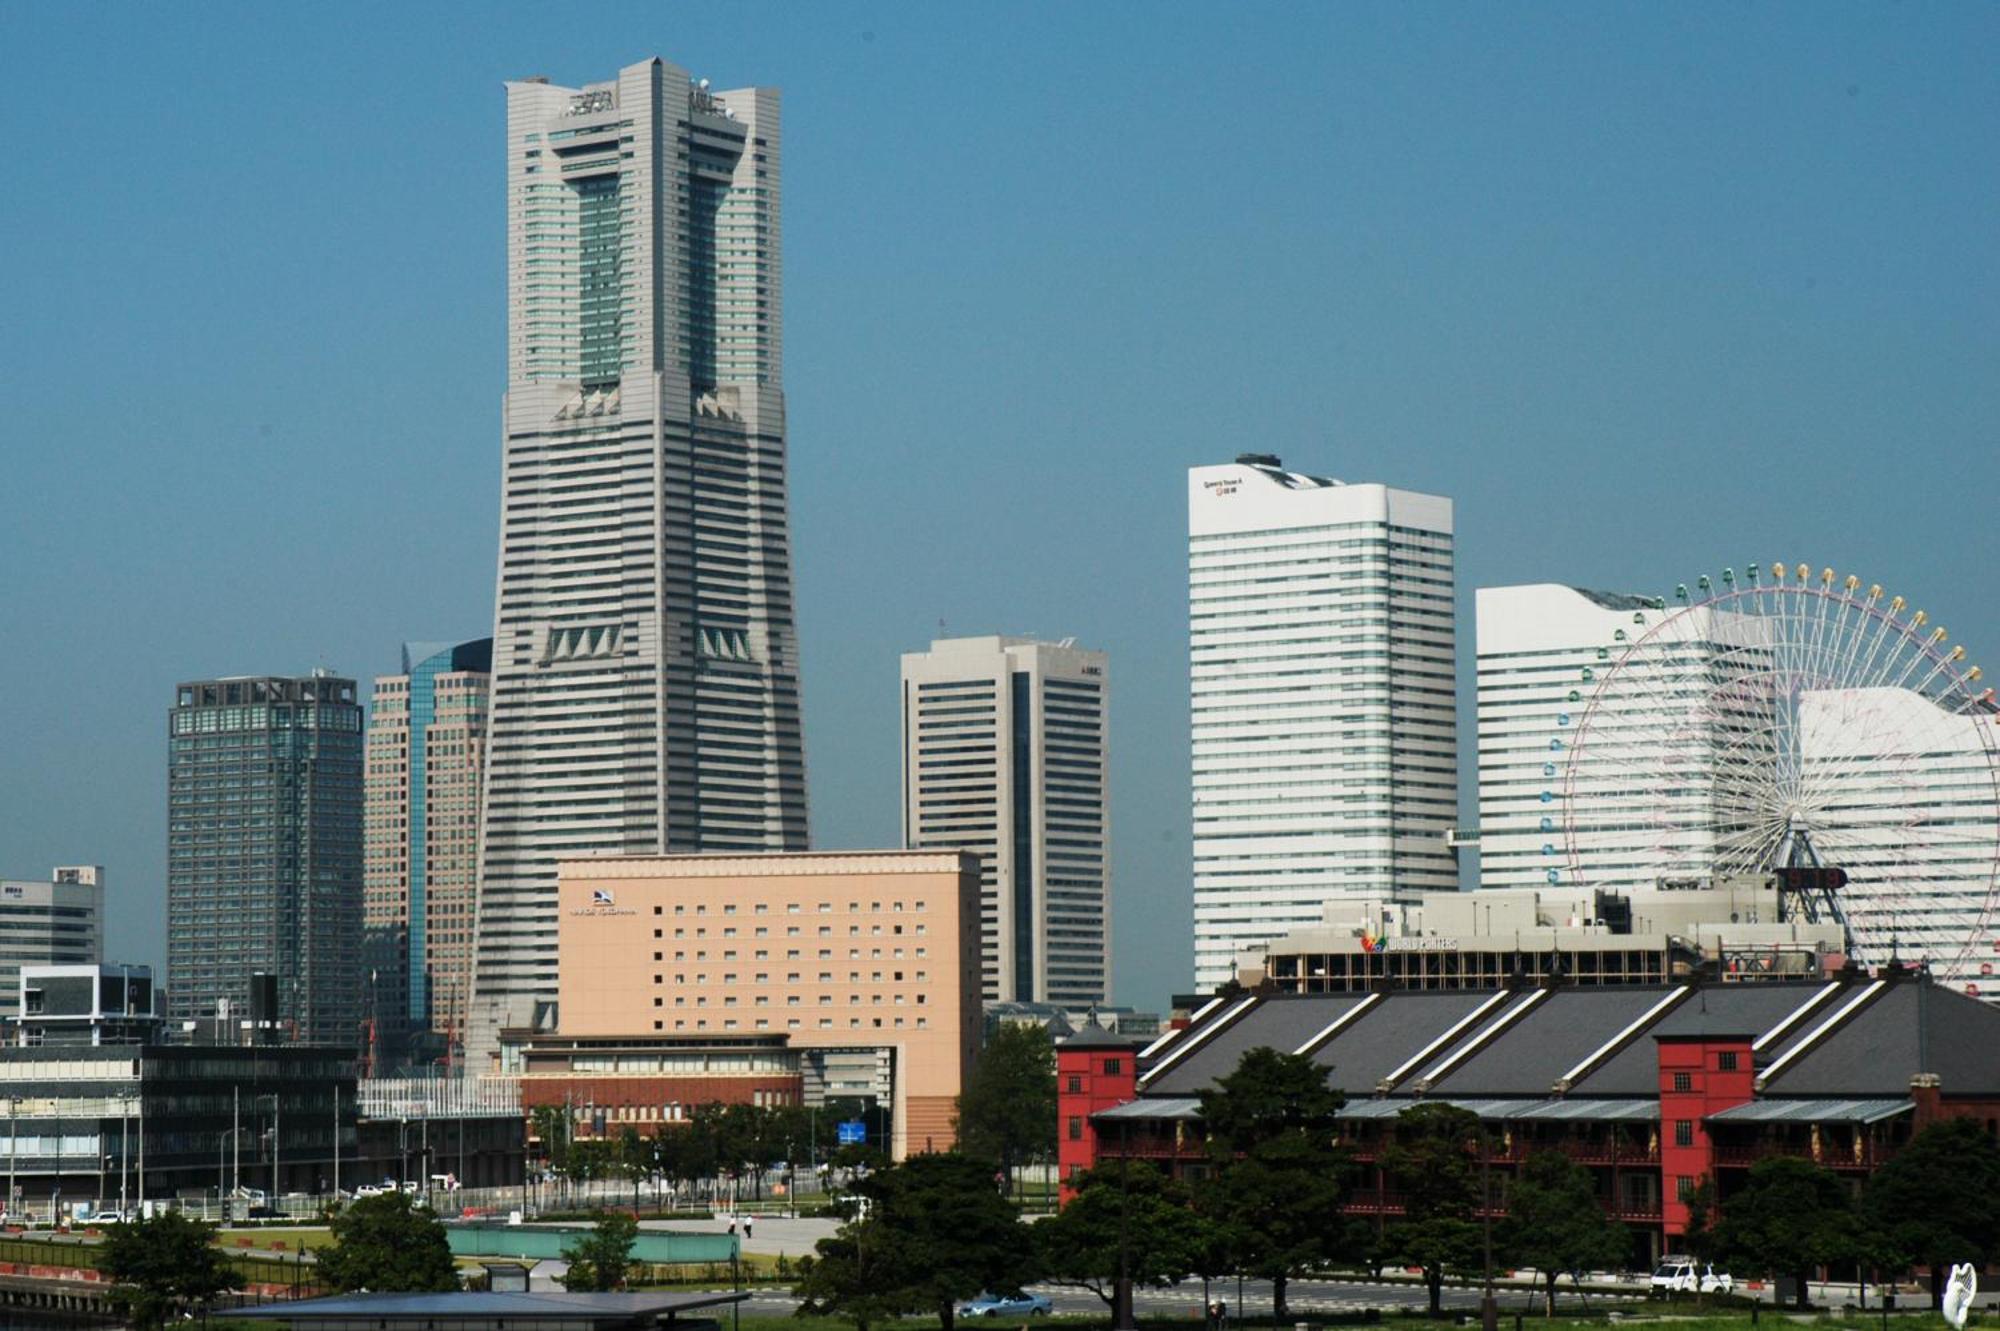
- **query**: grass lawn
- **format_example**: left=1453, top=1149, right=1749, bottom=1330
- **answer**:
left=214, top=1225, right=337, bottom=1253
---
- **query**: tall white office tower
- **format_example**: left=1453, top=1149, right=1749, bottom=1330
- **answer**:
left=1188, top=457, right=1457, bottom=990
left=901, top=637, right=1109, bottom=1005
left=470, top=59, right=808, bottom=1062
left=1476, top=583, right=1758, bottom=894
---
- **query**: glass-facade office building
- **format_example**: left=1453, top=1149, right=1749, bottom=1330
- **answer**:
left=365, top=640, right=491, bottom=1069
left=167, top=674, right=364, bottom=1044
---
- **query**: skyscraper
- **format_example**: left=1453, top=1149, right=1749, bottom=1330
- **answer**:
left=0, top=867, right=103, bottom=1022
left=364, top=639, right=491, bottom=1070
left=471, top=59, right=808, bottom=1059
left=1188, top=457, right=1457, bottom=991
left=167, top=674, right=364, bottom=1043
left=1477, top=583, right=1757, bottom=896
left=900, top=636, right=1110, bottom=1005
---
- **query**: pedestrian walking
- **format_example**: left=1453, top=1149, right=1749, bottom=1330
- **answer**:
left=743, top=1215, right=754, bottom=1239
left=727, top=1215, right=737, bottom=1236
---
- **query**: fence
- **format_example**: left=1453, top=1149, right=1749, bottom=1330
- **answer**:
left=358, top=1075, right=521, bottom=1119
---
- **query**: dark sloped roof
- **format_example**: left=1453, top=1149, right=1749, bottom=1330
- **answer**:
left=1060, top=1023, right=1142, bottom=1050
left=1312, top=990, right=1500, bottom=1094
left=1138, top=977, right=2000, bottom=1110
left=1584, top=983, right=1821, bottom=1094
left=1422, top=986, right=1671, bottom=1095
left=1144, top=994, right=1367, bottom=1094
left=1763, top=982, right=2000, bottom=1097
left=237, top=1290, right=746, bottom=1325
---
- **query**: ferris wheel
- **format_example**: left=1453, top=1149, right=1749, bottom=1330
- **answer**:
left=1555, top=563, right=2000, bottom=991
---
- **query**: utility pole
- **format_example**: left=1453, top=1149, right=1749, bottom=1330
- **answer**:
left=332, top=1083, right=340, bottom=1199
left=233, top=1087, right=240, bottom=1196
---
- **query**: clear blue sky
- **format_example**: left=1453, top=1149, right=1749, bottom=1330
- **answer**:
left=2, top=4, right=1995, bottom=1015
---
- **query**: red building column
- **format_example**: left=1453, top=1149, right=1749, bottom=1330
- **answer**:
left=1656, top=1033, right=1755, bottom=1238
left=1056, top=1031, right=1139, bottom=1202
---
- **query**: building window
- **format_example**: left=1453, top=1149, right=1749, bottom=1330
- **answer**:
left=1067, top=1076, right=1082, bottom=1093
left=1102, top=1058, right=1122, bottom=1076
left=1674, top=1120, right=1694, bottom=1147
left=1672, top=1072, right=1693, bottom=1093
left=1675, top=1175, right=1698, bottom=1202
left=1068, top=1116, right=1083, bottom=1141
left=1717, top=1051, right=1739, bottom=1071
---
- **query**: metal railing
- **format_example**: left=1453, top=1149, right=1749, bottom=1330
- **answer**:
left=358, top=1075, right=521, bottom=1119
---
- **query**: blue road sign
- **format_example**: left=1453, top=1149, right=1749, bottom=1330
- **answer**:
left=837, top=1120, right=866, bottom=1145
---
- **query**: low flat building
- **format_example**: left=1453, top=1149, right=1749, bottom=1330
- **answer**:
left=13, top=963, right=157, bottom=1046
left=1246, top=876, right=1844, bottom=993
left=237, top=1289, right=746, bottom=1331
left=553, top=851, right=982, bottom=1156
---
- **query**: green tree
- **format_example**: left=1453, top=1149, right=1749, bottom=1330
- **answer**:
left=1864, top=1116, right=2000, bottom=1308
left=1036, top=1160, right=1205, bottom=1310
left=531, top=1103, right=572, bottom=1178
left=320, top=1189, right=461, bottom=1292
left=562, top=1209, right=640, bottom=1291
left=1193, top=1045, right=1349, bottom=1319
left=955, top=1023, right=1058, bottom=1196
left=1709, top=1156, right=1858, bottom=1309
left=99, top=1211, right=242, bottom=1327
left=618, top=1126, right=649, bottom=1207
left=1381, top=1103, right=1485, bottom=1317
left=1500, top=1150, right=1630, bottom=1315
left=795, top=1225, right=908, bottom=1331
left=795, top=1151, right=1036, bottom=1331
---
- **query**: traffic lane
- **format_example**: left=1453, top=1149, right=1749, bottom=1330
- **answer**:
left=731, top=1279, right=1582, bottom=1319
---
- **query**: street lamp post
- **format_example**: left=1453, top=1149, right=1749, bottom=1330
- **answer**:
left=1480, top=1122, right=1498, bottom=1331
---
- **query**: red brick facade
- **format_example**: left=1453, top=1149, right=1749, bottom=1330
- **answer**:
left=1057, top=1039, right=1137, bottom=1200
left=521, top=1074, right=802, bottom=1137
left=1656, top=1035, right=1754, bottom=1236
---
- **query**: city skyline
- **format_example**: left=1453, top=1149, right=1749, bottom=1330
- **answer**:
left=4, top=6, right=1998, bottom=1016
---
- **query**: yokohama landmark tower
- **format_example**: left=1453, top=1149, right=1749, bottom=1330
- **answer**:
left=469, top=58, right=809, bottom=1059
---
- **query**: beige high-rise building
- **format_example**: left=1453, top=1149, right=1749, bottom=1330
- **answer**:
left=556, top=851, right=981, bottom=1156
left=471, top=56, right=808, bottom=1065
left=365, top=640, right=491, bottom=1069
left=899, top=637, right=1110, bottom=1006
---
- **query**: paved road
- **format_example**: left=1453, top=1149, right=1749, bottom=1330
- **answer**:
left=724, top=1276, right=1617, bottom=1320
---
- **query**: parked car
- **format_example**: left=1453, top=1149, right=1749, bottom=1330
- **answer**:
left=355, top=1184, right=392, bottom=1198
left=1698, top=1265, right=1734, bottom=1295
left=87, top=1210, right=125, bottom=1226
left=958, top=1293, right=1053, bottom=1318
left=1650, top=1257, right=1697, bottom=1295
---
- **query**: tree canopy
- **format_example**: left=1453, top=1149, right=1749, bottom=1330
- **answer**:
left=1193, top=1046, right=1349, bottom=1318
left=1381, top=1102, right=1486, bottom=1317
left=320, top=1189, right=461, bottom=1293
left=1035, top=1159, right=1209, bottom=1310
left=796, top=1151, right=1036, bottom=1331
left=561, top=1209, right=640, bottom=1291
left=99, top=1210, right=242, bottom=1328
left=955, top=1023, right=1058, bottom=1184
left=1500, top=1150, right=1630, bottom=1314
left=1864, top=1116, right=2000, bottom=1306
left=1708, top=1156, right=1858, bottom=1309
